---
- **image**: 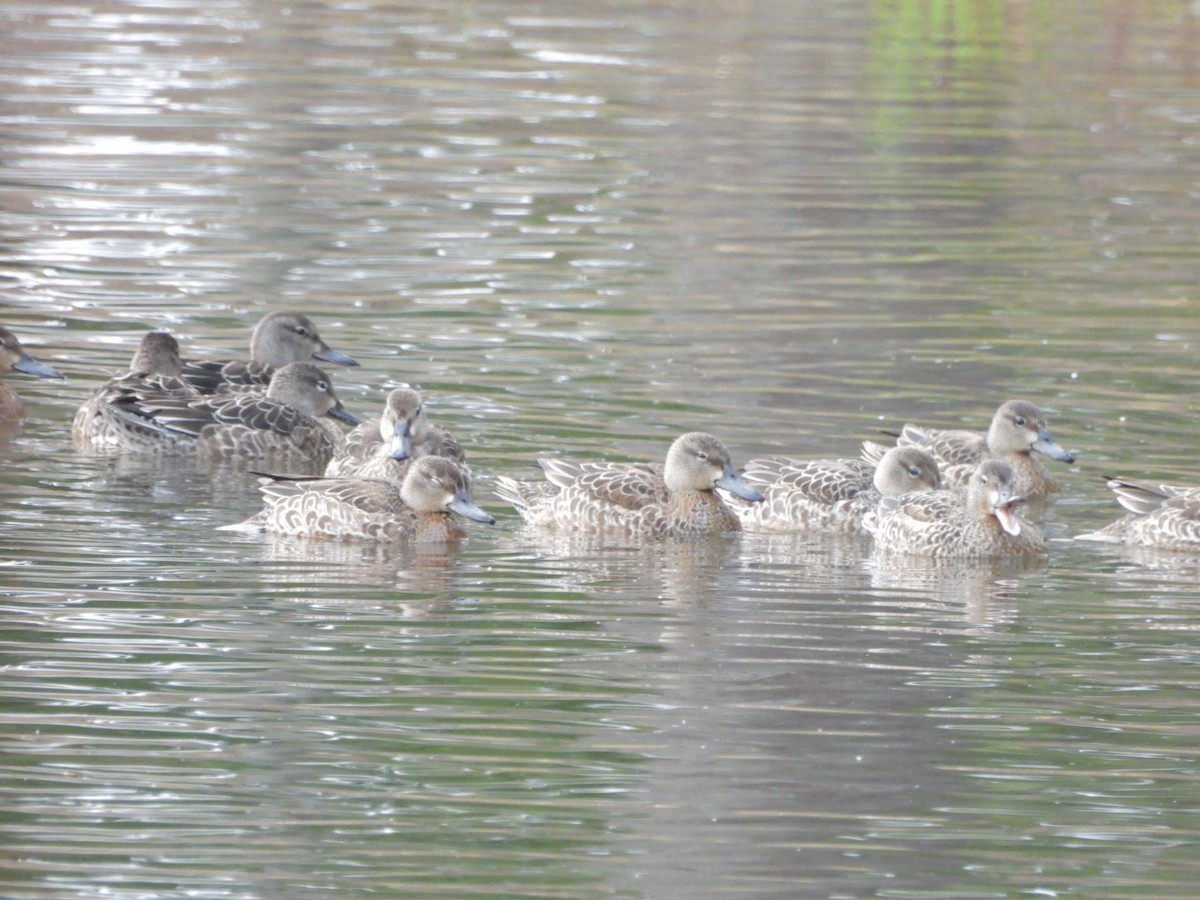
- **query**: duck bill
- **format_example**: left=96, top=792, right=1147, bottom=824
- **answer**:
left=312, top=342, right=360, bottom=368
left=327, top=403, right=362, bottom=426
left=449, top=493, right=496, bottom=524
left=388, top=426, right=413, bottom=461
left=994, top=499, right=1024, bottom=536
left=14, top=352, right=63, bottom=380
left=717, top=465, right=765, bottom=503
left=1032, top=431, right=1074, bottom=463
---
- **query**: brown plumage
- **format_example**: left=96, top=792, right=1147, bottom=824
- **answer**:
left=73, top=332, right=194, bottom=450
left=98, top=361, right=360, bottom=465
left=324, top=387, right=464, bottom=483
left=0, top=325, right=62, bottom=422
left=222, top=457, right=494, bottom=542
left=180, top=311, right=358, bottom=394
left=733, top=445, right=941, bottom=533
left=892, top=399, right=1074, bottom=499
left=1078, top=478, right=1200, bottom=551
left=866, top=459, right=1046, bottom=558
left=495, top=431, right=764, bottom=537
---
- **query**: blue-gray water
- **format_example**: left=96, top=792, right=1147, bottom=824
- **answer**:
left=3, top=1, right=1200, bottom=897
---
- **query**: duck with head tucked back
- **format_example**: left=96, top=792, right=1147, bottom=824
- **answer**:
left=220, top=457, right=494, bottom=542
left=0, top=325, right=63, bottom=422
left=865, top=459, right=1046, bottom=558
left=324, top=387, right=464, bottom=483
left=180, top=311, right=358, bottom=394
left=100, top=361, right=360, bottom=465
left=1077, top=477, right=1200, bottom=551
left=731, top=443, right=942, bottom=534
left=495, top=431, right=764, bottom=537
left=892, top=399, right=1074, bottom=500
left=73, top=331, right=194, bottom=450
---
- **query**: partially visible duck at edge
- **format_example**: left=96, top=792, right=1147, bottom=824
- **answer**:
left=181, top=311, right=358, bottom=394
left=495, top=431, right=764, bottom=537
left=1077, top=477, right=1200, bottom=551
left=731, top=443, right=942, bottom=534
left=221, top=456, right=494, bottom=542
left=325, top=387, right=465, bottom=483
left=865, top=459, right=1046, bottom=558
left=99, top=361, right=360, bottom=466
left=892, top=399, right=1074, bottom=500
left=0, top=325, right=63, bottom=422
left=73, top=331, right=194, bottom=450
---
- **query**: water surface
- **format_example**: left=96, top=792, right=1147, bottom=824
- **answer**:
left=3, top=1, right=1200, bottom=897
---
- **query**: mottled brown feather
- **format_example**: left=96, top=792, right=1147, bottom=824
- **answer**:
left=180, top=311, right=357, bottom=394
left=893, top=399, right=1072, bottom=498
left=1079, top=479, right=1200, bottom=551
left=495, top=432, right=760, bottom=537
left=867, top=459, right=1045, bottom=558
left=733, top=446, right=941, bottom=534
left=225, top=458, right=492, bottom=542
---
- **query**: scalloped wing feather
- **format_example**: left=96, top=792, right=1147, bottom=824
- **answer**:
left=899, top=425, right=987, bottom=469
left=258, top=478, right=417, bottom=539
left=743, top=456, right=870, bottom=501
left=574, top=464, right=669, bottom=511
left=1108, top=478, right=1179, bottom=516
left=181, top=359, right=275, bottom=394
left=494, top=476, right=557, bottom=519
left=208, top=392, right=305, bottom=435
left=873, top=490, right=1044, bottom=557
left=1137, top=496, right=1200, bottom=549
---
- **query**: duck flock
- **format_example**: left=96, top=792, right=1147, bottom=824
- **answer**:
left=2, top=315, right=1198, bottom=555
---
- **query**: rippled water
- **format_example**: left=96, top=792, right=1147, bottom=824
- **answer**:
left=4, top=1, right=1200, bottom=897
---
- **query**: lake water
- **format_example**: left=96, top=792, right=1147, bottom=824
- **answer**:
left=3, top=1, right=1200, bottom=897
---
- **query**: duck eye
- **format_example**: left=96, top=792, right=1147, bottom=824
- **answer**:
left=696, top=452, right=708, bottom=461
left=294, top=326, right=310, bottom=337
left=907, top=466, right=920, bottom=477
left=317, top=380, right=328, bottom=391
left=1014, top=416, right=1026, bottom=426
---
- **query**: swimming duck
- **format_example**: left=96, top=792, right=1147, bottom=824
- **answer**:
left=732, top=444, right=941, bottom=533
left=180, top=311, right=358, bottom=394
left=1077, top=477, right=1200, bottom=551
left=100, top=361, right=360, bottom=464
left=73, top=332, right=194, bottom=449
left=324, top=387, right=464, bottom=482
left=866, top=459, right=1045, bottom=558
left=0, top=325, right=63, bottom=422
left=495, top=431, right=764, bottom=536
left=221, top=457, right=494, bottom=542
left=893, top=399, right=1074, bottom=499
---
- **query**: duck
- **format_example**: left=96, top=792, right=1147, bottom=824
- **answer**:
left=865, top=459, right=1046, bottom=558
left=220, top=457, right=494, bottom=542
left=1077, top=477, right=1200, bottom=551
left=732, top=444, right=942, bottom=533
left=180, top=311, right=358, bottom=394
left=324, top=387, right=464, bottom=482
left=98, top=361, right=360, bottom=465
left=892, top=399, right=1074, bottom=499
left=494, top=431, right=764, bottom=536
left=0, top=325, right=63, bottom=422
left=72, top=332, right=195, bottom=450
